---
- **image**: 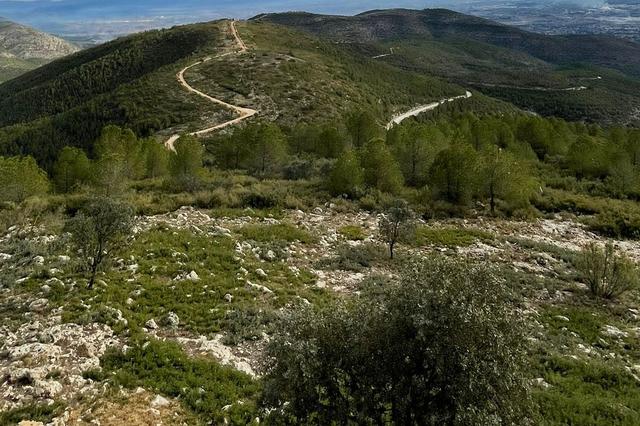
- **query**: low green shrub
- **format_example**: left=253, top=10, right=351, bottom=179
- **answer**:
left=338, top=225, right=367, bottom=241
left=534, top=355, right=640, bottom=426
left=414, top=226, right=494, bottom=248
left=316, top=243, right=387, bottom=272
left=99, top=339, right=259, bottom=424
left=0, top=402, right=64, bottom=426
left=238, top=223, right=316, bottom=244
left=575, top=243, right=639, bottom=299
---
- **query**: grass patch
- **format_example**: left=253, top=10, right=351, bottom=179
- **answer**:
left=53, top=227, right=326, bottom=336
left=414, top=226, right=494, bottom=248
left=99, top=339, right=259, bottom=424
left=534, top=354, right=640, bottom=425
left=338, top=225, right=367, bottom=241
left=237, top=223, right=316, bottom=244
left=0, top=402, right=65, bottom=426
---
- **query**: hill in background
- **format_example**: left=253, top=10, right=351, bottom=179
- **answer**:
left=255, top=9, right=640, bottom=125
left=0, top=18, right=79, bottom=82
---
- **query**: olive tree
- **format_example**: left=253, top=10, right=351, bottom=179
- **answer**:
left=262, top=256, right=531, bottom=425
left=65, top=198, right=134, bottom=289
left=378, top=199, right=415, bottom=259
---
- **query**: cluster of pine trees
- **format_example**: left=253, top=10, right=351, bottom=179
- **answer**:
left=2, top=109, right=640, bottom=218
left=0, top=126, right=204, bottom=203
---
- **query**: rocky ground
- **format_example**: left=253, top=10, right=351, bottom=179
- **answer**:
left=2, top=205, right=640, bottom=424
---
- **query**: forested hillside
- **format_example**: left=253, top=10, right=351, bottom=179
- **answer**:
left=0, top=19, right=507, bottom=169
left=256, top=9, right=640, bottom=125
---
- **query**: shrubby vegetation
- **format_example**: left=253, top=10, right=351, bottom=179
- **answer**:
left=576, top=243, right=639, bottom=299
left=262, top=256, right=531, bottom=424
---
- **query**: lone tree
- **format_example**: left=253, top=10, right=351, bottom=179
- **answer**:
left=379, top=199, right=415, bottom=259
left=65, top=198, right=134, bottom=289
left=262, top=256, right=531, bottom=424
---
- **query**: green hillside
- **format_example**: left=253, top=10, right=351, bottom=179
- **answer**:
left=0, top=19, right=507, bottom=168
left=255, top=9, right=640, bottom=125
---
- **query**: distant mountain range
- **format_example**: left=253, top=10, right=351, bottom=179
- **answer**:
left=254, top=9, right=640, bottom=78
left=0, top=18, right=79, bottom=82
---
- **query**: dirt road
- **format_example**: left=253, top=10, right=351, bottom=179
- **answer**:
left=165, top=21, right=257, bottom=150
left=386, top=91, right=472, bottom=130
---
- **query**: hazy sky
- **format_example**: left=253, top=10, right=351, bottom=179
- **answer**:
left=0, top=0, right=606, bottom=39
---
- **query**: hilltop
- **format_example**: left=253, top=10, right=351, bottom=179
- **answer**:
left=0, top=18, right=79, bottom=82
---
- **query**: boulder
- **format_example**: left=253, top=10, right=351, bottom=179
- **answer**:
left=164, top=312, right=180, bottom=328
left=145, top=319, right=158, bottom=330
left=151, top=394, right=171, bottom=408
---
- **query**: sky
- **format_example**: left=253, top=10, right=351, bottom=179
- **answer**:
left=0, top=0, right=606, bottom=40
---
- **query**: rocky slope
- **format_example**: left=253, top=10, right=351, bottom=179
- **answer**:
left=0, top=18, right=78, bottom=82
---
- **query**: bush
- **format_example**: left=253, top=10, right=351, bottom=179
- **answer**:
left=576, top=243, right=639, bottom=299
left=338, top=225, right=366, bottom=241
left=262, top=256, right=531, bottom=424
left=316, top=243, right=387, bottom=272
left=99, top=340, right=259, bottom=424
left=238, top=223, right=315, bottom=244
left=587, top=210, right=640, bottom=239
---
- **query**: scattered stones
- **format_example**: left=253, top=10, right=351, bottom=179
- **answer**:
left=246, top=281, right=273, bottom=294
left=175, top=334, right=256, bottom=377
left=602, top=325, right=628, bottom=339
left=554, top=315, right=570, bottom=322
left=533, top=377, right=552, bottom=389
left=0, top=318, right=121, bottom=412
left=28, top=298, right=49, bottom=313
left=173, top=270, right=200, bottom=282
left=264, top=250, right=276, bottom=261
left=213, top=226, right=233, bottom=237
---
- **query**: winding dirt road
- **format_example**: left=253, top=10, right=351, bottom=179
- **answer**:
left=386, top=91, right=473, bottom=130
left=165, top=21, right=257, bottom=150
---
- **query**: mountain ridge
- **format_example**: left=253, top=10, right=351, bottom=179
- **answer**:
left=0, top=18, right=79, bottom=82
left=252, top=8, right=640, bottom=78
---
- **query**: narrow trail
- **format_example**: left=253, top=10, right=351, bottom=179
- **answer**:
left=386, top=91, right=472, bottom=130
left=165, top=20, right=257, bottom=150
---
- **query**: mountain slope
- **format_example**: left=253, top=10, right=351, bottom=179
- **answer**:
left=254, top=9, right=640, bottom=124
left=0, top=19, right=509, bottom=168
left=0, top=18, right=79, bottom=82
